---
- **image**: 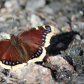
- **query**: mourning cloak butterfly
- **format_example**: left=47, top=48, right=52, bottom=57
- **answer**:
left=0, top=25, right=55, bottom=69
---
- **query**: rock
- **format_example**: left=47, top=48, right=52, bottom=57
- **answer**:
left=62, top=25, right=71, bottom=32
left=72, top=22, right=84, bottom=32
left=81, top=39, right=84, bottom=44
left=13, top=3, right=21, bottom=12
left=48, top=1, right=65, bottom=12
left=30, top=14, right=43, bottom=27
left=71, top=15, right=77, bottom=22
left=18, top=0, right=27, bottom=6
left=0, top=32, right=10, bottom=39
left=10, top=63, right=56, bottom=84
left=18, top=11, right=28, bottom=26
left=75, top=34, right=81, bottom=40
left=72, top=75, right=84, bottom=84
left=69, top=48, right=81, bottom=56
left=4, top=1, right=13, bottom=8
left=0, top=19, right=20, bottom=33
left=0, top=66, right=4, bottom=72
left=0, top=17, right=6, bottom=22
left=26, top=0, right=45, bottom=12
left=47, top=55, right=74, bottom=71
left=0, top=8, right=7, bottom=14
left=56, top=16, right=70, bottom=28
left=41, top=6, right=54, bottom=14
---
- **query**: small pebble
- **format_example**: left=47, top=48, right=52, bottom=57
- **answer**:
left=0, top=8, right=7, bottom=14
left=4, top=1, right=13, bottom=8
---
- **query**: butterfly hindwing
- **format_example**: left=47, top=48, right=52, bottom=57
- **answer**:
left=0, top=40, right=26, bottom=69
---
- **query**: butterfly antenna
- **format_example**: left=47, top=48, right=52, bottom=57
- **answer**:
left=11, top=17, right=14, bottom=34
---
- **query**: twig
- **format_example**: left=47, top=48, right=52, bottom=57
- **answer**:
left=39, top=12, right=61, bottom=28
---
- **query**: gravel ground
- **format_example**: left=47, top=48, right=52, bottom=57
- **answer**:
left=0, top=0, right=84, bottom=84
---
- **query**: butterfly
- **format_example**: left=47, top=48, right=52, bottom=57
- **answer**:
left=0, top=25, right=56, bottom=70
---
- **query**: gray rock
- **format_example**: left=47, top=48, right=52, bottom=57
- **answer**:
left=13, top=3, right=21, bottom=12
left=69, top=48, right=81, bottom=56
left=0, top=19, right=20, bottom=33
left=30, top=14, right=43, bottom=27
left=48, top=1, right=65, bottom=12
left=72, top=75, right=84, bottom=84
left=18, top=0, right=27, bottom=6
left=41, top=6, right=54, bottom=14
left=57, top=16, right=70, bottom=27
left=26, top=0, right=45, bottom=12
left=72, top=22, right=84, bottom=31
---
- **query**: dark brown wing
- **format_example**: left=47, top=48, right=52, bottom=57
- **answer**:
left=0, top=40, right=26, bottom=69
left=18, top=25, right=56, bottom=47
left=20, top=42, right=46, bottom=63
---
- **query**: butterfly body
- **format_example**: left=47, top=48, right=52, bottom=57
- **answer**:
left=10, top=34, right=29, bottom=62
left=0, top=25, right=55, bottom=69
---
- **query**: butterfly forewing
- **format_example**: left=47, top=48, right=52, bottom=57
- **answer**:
left=18, top=26, right=45, bottom=46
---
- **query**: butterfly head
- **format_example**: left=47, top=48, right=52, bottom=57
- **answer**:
left=10, top=34, right=20, bottom=46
